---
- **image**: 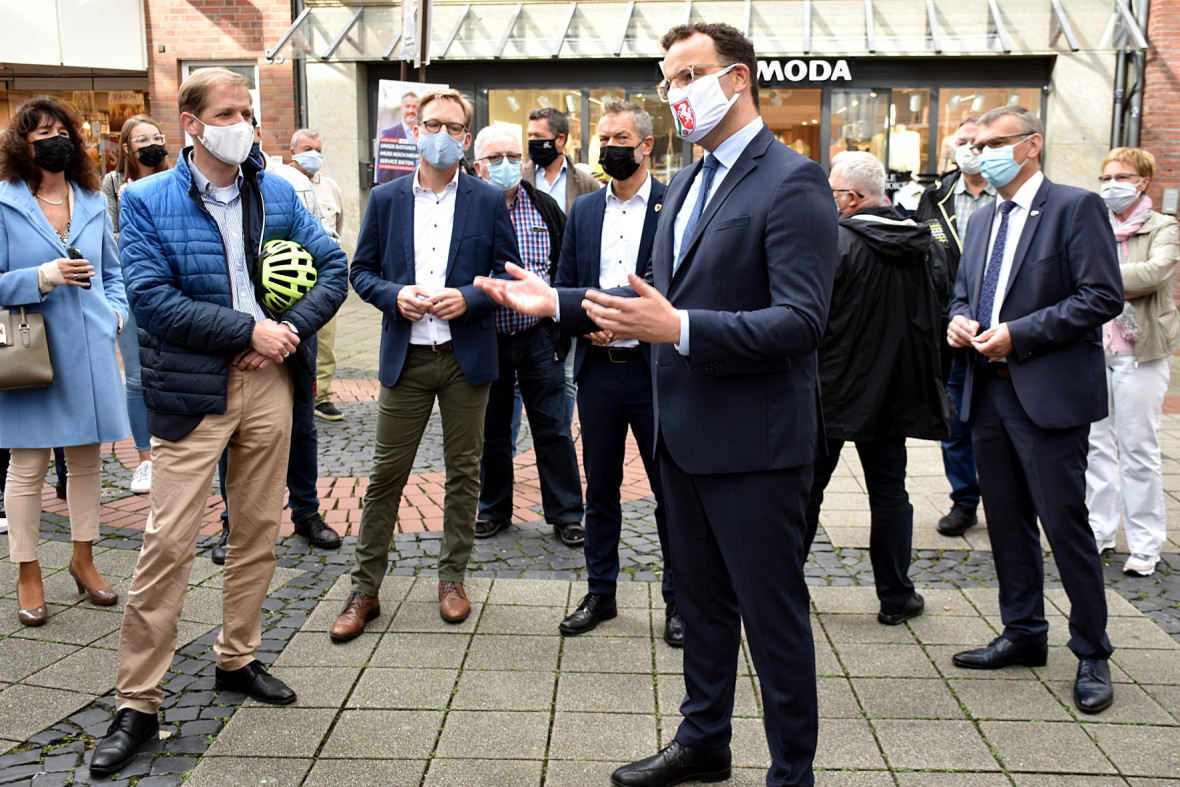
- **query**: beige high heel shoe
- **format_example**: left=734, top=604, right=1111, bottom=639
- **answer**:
left=69, top=562, right=118, bottom=606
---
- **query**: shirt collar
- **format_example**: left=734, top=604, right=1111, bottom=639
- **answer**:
left=710, top=117, right=764, bottom=171
left=187, top=150, right=243, bottom=195
left=606, top=172, right=651, bottom=206
left=1007, top=170, right=1044, bottom=212
left=412, top=165, right=461, bottom=195
left=953, top=174, right=997, bottom=199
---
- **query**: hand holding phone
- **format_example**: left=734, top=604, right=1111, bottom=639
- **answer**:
left=65, top=246, right=93, bottom=289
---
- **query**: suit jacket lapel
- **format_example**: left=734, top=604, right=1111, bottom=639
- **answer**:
left=1002, top=179, right=1051, bottom=301
left=652, top=164, right=696, bottom=292
left=636, top=179, right=665, bottom=279
left=584, top=192, right=606, bottom=286
left=968, top=201, right=996, bottom=316
left=446, top=174, right=473, bottom=281
left=398, top=179, right=416, bottom=279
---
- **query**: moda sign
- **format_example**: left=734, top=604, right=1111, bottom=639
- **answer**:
left=757, top=59, right=853, bottom=83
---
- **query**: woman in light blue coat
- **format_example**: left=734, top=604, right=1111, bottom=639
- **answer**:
left=0, top=96, right=129, bottom=626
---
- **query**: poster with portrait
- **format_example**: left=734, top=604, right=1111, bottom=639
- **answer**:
left=375, top=78, right=447, bottom=184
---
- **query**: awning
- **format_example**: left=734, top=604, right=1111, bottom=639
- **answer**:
left=266, top=0, right=1148, bottom=63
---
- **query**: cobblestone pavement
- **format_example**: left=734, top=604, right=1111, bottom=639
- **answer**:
left=1, top=294, right=1179, bottom=785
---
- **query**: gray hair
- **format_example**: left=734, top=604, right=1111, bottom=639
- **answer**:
left=977, top=106, right=1043, bottom=137
left=833, top=151, right=885, bottom=199
left=473, top=125, right=521, bottom=161
left=601, top=99, right=653, bottom=141
left=289, top=128, right=320, bottom=150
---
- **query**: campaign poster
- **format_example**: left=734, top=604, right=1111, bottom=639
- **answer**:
left=375, top=78, right=448, bottom=184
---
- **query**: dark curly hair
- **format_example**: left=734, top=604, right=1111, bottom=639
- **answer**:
left=0, top=95, right=101, bottom=193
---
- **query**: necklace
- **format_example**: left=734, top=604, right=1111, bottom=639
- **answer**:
left=35, top=190, right=67, bottom=206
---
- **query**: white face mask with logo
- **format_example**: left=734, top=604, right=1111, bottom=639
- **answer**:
left=664, top=64, right=737, bottom=144
left=193, top=117, right=254, bottom=166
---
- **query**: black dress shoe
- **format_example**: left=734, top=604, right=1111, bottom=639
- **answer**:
left=293, top=512, right=341, bottom=549
left=878, top=593, right=925, bottom=626
left=952, top=636, right=1048, bottom=670
left=559, top=593, right=617, bottom=635
left=90, top=708, right=159, bottom=776
left=937, top=504, right=978, bottom=536
left=663, top=602, right=684, bottom=648
left=1074, top=658, right=1114, bottom=714
left=611, top=740, right=732, bottom=787
left=210, top=523, right=229, bottom=565
left=215, top=659, right=296, bottom=705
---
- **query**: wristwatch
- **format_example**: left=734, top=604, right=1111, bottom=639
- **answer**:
left=280, top=320, right=299, bottom=336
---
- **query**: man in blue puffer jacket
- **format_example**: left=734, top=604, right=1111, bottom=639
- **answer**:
left=91, top=67, right=348, bottom=777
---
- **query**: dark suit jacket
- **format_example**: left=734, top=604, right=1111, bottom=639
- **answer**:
left=949, top=176, right=1123, bottom=429
left=350, top=170, right=521, bottom=388
left=554, top=176, right=667, bottom=380
left=558, top=125, right=837, bottom=475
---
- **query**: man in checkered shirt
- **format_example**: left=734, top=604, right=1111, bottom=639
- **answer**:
left=471, top=125, right=585, bottom=547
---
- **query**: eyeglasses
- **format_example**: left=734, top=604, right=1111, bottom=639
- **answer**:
left=1098, top=173, right=1142, bottom=184
left=131, top=134, right=166, bottom=146
left=968, top=132, right=1034, bottom=156
left=478, top=153, right=522, bottom=165
left=832, top=188, right=862, bottom=199
left=656, top=63, right=727, bottom=101
left=420, top=119, right=467, bottom=136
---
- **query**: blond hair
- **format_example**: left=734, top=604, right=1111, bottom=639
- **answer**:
left=1103, top=147, right=1156, bottom=179
left=418, top=89, right=474, bottom=130
left=178, top=68, right=250, bottom=117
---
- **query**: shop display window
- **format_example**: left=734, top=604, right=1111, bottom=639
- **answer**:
left=935, top=88, right=1044, bottom=173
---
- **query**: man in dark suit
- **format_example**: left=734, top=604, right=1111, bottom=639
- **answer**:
left=553, top=100, right=681, bottom=645
left=332, top=89, right=519, bottom=640
left=477, top=22, right=837, bottom=787
left=947, top=105, right=1123, bottom=714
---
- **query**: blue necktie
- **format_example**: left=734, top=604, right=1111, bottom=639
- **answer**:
left=675, top=154, right=719, bottom=273
left=977, top=200, right=1017, bottom=331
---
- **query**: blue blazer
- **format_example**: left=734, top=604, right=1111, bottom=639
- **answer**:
left=949, top=176, right=1123, bottom=429
left=350, top=170, right=520, bottom=388
left=554, top=175, right=666, bottom=380
left=559, top=125, right=837, bottom=475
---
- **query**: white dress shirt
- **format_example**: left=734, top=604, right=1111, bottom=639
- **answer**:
left=411, top=166, right=459, bottom=346
left=599, top=174, right=653, bottom=348
left=535, top=156, right=569, bottom=213
left=672, top=117, right=766, bottom=354
left=985, top=170, right=1044, bottom=331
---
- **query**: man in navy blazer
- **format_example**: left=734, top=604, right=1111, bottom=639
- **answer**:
left=478, top=23, right=837, bottom=787
left=552, top=100, right=682, bottom=645
left=947, top=106, right=1123, bottom=714
left=334, top=89, right=519, bottom=640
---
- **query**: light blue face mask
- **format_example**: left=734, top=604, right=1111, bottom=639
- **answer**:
left=486, top=158, right=522, bottom=190
left=292, top=150, right=322, bottom=176
left=417, top=131, right=465, bottom=170
left=978, top=136, right=1031, bottom=188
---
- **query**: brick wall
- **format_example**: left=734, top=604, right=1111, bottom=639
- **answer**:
left=145, top=0, right=296, bottom=157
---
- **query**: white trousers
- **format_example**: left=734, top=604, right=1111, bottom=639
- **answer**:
left=1085, top=351, right=1170, bottom=558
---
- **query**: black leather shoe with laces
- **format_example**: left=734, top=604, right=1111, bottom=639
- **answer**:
left=611, top=740, right=732, bottom=787
left=1074, top=658, right=1114, bottom=714
left=559, top=593, right=617, bottom=635
left=210, top=522, right=229, bottom=565
left=293, top=513, right=341, bottom=549
left=215, top=659, right=296, bottom=705
left=663, top=602, right=684, bottom=647
left=90, top=708, right=159, bottom=776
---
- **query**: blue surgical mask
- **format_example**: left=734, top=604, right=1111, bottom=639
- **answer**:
left=417, top=131, right=464, bottom=170
left=292, top=150, right=322, bottom=177
left=486, top=158, right=522, bottom=190
left=977, top=137, right=1030, bottom=189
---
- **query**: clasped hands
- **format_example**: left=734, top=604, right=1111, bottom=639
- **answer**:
left=474, top=262, right=681, bottom=345
left=235, top=319, right=300, bottom=370
left=947, top=315, right=1012, bottom=361
left=397, top=286, right=468, bottom=322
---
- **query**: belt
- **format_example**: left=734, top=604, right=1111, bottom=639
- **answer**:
left=410, top=341, right=453, bottom=352
left=982, top=363, right=1011, bottom=379
left=589, top=345, right=643, bottom=363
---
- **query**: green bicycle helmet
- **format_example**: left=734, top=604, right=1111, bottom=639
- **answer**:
left=260, top=239, right=317, bottom=312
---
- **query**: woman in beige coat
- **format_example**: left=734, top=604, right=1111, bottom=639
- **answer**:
left=1085, top=147, right=1179, bottom=577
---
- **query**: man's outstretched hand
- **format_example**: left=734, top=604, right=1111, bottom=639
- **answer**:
left=474, top=262, right=557, bottom=318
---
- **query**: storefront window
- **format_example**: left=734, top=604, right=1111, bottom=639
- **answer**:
left=935, top=88, right=1043, bottom=173
left=760, top=88, right=824, bottom=163
left=488, top=88, right=586, bottom=164
left=830, top=90, right=889, bottom=165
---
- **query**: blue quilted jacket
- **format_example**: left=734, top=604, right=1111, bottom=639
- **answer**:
left=118, top=149, right=348, bottom=422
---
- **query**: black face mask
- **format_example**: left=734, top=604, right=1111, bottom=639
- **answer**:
left=528, top=138, right=560, bottom=167
left=33, top=135, right=75, bottom=174
left=599, top=145, right=642, bottom=181
left=136, top=144, right=167, bottom=168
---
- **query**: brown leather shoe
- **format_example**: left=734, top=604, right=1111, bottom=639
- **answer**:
left=329, top=591, right=380, bottom=643
left=438, top=580, right=470, bottom=623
